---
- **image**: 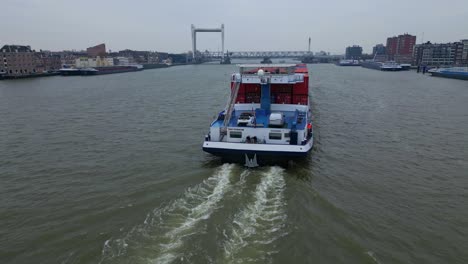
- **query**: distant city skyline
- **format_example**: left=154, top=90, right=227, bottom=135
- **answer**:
left=2, top=0, right=468, bottom=54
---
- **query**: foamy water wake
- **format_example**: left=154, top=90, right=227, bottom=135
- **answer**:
left=152, top=163, right=235, bottom=263
left=100, top=164, right=236, bottom=264
left=222, top=166, right=288, bottom=263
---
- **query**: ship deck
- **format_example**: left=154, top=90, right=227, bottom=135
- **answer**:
left=211, top=108, right=307, bottom=130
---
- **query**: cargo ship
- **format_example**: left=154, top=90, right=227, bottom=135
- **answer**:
left=361, top=61, right=403, bottom=71
left=428, top=67, right=468, bottom=80
left=94, top=65, right=143, bottom=75
left=202, top=64, right=313, bottom=167
left=59, top=65, right=143, bottom=76
left=0, top=72, right=60, bottom=79
left=337, top=59, right=361, bottom=66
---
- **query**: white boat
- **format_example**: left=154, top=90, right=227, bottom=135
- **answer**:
left=202, top=64, right=313, bottom=167
left=380, top=61, right=403, bottom=71
left=400, top=64, right=411, bottom=70
left=337, top=59, right=361, bottom=66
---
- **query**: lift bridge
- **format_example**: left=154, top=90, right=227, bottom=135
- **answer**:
left=190, top=24, right=315, bottom=61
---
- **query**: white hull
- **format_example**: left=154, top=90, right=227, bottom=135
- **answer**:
left=203, top=137, right=313, bottom=155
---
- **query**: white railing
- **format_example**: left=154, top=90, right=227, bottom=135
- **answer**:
left=241, top=73, right=304, bottom=84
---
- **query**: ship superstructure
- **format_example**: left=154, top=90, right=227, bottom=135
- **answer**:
left=203, top=64, right=313, bottom=166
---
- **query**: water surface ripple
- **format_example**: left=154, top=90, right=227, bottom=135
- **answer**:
left=1, top=63, right=468, bottom=263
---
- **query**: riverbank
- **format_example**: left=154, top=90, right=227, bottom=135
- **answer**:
left=0, top=72, right=60, bottom=80
left=0, top=63, right=185, bottom=80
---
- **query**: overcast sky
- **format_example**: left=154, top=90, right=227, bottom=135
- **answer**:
left=2, top=0, right=467, bottom=54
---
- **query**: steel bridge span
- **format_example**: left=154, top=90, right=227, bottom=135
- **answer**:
left=202, top=51, right=311, bottom=59
left=231, top=51, right=310, bottom=58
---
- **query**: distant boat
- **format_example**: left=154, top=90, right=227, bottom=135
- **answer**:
left=428, top=67, right=468, bottom=80
left=380, top=61, right=403, bottom=71
left=337, top=59, right=361, bottom=66
left=59, top=65, right=143, bottom=76
left=400, top=64, right=411, bottom=71
left=260, top=57, right=272, bottom=64
left=301, top=55, right=314, bottom=63
left=221, top=51, right=232, bottom=64
left=59, top=68, right=94, bottom=76
left=220, top=56, right=231, bottom=64
left=361, top=61, right=403, bottom=71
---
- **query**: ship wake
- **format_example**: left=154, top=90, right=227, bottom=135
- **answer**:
left=100, top=163, right=236, bottom=264
left=99, top=165, right=289, bottom=264
left=222, top=166, right=288, bottom=263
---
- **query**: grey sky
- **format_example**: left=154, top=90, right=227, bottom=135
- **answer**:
left=2, top=0, right=467, bottom=54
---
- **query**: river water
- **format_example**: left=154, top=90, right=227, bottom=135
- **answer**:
left=1, top=63, right=468, bottom=264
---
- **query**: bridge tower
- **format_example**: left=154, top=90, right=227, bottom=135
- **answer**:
left=191, top=24, right=224, bottom=61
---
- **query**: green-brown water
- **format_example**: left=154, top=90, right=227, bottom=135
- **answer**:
left=1, top=63, right=468, bottom=263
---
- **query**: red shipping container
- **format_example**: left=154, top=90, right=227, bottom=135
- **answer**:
left=236, top=95, right=245, bottom=103
left=292, top=95, right=308, bottom=105
left=245, top=84, right=260, bottom=93
left=293, top=82, right=308, bottom=95
left=246, top=93, right=260, bottom=103
left=271, top=84, right=292, bottom=93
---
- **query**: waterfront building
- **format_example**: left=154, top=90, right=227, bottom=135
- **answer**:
left=413, top=42, right=455, bottom=66
left=397, top=34, right=416, bottom=55
left=75, top=56, right=114, bottom=68
left=115, top=49, right=160, bottom=64
left=114, top=56, right=136, bottom=66
left=386, top=33, right=416, bottom=63
left=0, top=45, right=40, bottom=77
left=345, top=45, right=363, bottom=60
left=55, top=50, right=87, bottom=67
left=454, top=39, right=468, bottom=66
left=372, top=44, right=386, bottom=56
left=413, top=40, right=468, bottom=66
left=386, top=37, right=398, bottom=58
left=38, top=51, right=62, bottom=71
left=87, top=44, right=106, bottom=57
left=372, top=44, right=387, bottom=62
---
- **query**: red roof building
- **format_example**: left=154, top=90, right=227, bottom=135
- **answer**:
left=386, top=34, right=416, bottom=63
left=87, top=43, right=106, bottom=57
